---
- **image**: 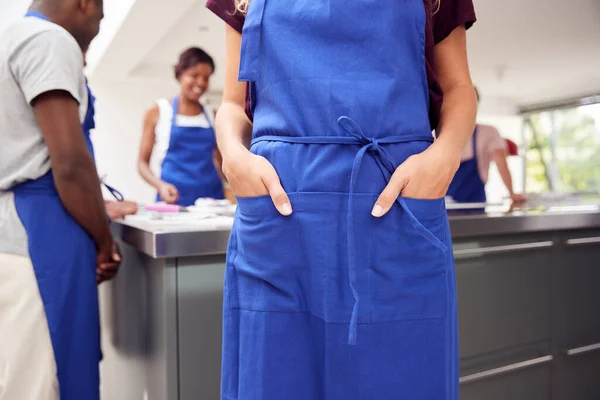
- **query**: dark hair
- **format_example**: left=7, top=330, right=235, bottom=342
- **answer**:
left=474, top=86, right=480, bottom=102
left=174, top=47, right=215, bottom=80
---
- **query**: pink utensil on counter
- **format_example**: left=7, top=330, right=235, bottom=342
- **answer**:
left=144, top=204, right=189, bottom=213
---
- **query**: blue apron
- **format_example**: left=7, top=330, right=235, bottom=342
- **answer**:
left=447, top=127, right=487, bottom=203
left=83, top=82, right=97, bottom=159
left=159, top=97, right=224, bottom=206
left=222, top=1, right=458, bottom=399
left=10, top=11, right=102, bottom=400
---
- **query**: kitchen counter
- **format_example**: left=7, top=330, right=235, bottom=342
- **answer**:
left=101, top=201, right=600, bottom=400
left=114, top=203, right=600, bottom=258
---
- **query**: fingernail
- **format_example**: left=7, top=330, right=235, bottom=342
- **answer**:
left=281, top=203, right=292, bottom=215
left=371, top=204, right=383, bottom=217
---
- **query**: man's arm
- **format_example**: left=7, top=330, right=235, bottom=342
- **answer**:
left=32, top=90, right=114, bottom=253
left=11, top=27, right=120, bottom=282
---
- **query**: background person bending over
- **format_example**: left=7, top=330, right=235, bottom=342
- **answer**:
left=138, top=47, right=224, bottom=206
left=447, top=87, right=527, bottom=205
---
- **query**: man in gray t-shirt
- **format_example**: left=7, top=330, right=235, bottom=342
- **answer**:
left=0, top=1, right=119, bottom=398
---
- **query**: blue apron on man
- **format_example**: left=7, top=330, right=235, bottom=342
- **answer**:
left=83, top=83, right=97, bottom=159
left=221, top=1, right=458, bottom=399
left=159, top=97, right=224, bottom=206
left=9, top=11, right=102, bottom=400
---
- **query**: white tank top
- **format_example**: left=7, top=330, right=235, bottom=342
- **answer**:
left=150, top=98, right=215, bottom=178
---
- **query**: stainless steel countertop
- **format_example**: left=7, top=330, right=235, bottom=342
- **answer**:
left=114, top=203, right=600, bottom=259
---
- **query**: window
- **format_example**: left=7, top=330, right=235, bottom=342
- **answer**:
left=523, top=103, right=600, bottom=194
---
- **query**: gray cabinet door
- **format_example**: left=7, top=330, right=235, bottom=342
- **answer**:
left=554, top=232, right=600, bottom=345
left=553, top=350, right=600, bottom=400
left=460, top=361, right=551, bottom=400
left=177, top=257, right=226, bottom=400
left=553, top=231, right=600, bottom=400
left=454, top=236, right=553, bottom=358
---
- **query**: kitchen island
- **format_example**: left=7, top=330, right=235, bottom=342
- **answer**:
left=99, top=204, right=600, bottom=400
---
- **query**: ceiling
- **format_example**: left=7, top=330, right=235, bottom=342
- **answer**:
left=3, top=0, right=600, bottom=110
left=101, top=0, right=600, bottom=109
left=467, top=0, right=600, bottom=106
left=90, top=0, right=219, bottom=84
left=121, top=0, right=227, bottom=103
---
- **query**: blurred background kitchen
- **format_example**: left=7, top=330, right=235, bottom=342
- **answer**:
left=3, top=0, right=599, bottom=207
left=2, top=0, right=600, bottom=399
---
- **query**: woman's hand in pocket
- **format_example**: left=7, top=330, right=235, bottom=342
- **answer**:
left=222, top=144, right=292, bottom=216
left=372, top=141, right=461, bottom=217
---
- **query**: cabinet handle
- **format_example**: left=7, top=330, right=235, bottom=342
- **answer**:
left=565, top=237, right=600, bottom=247
left=566, top=342, right=600, bottom=356
left=453, top=241, right=554, bottom=257
left=459, top=355, right=553, bottom=385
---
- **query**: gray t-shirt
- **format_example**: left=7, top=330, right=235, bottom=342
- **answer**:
left=0, top=16, right=88, bottom=256
left=0, top=16, right=88, bottom=190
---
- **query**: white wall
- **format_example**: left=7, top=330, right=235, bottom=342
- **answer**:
left=0, top=0, right=30, bottom=32
left=89, top=78, right=178, bottom=203
left=85, top=0, right=136, bottom=74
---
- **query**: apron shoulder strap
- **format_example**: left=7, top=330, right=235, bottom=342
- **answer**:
left=202, top=103, right=216, bottom=129
left=170, top=97, right=180, bottom=128
left=472, top=126, right=479, bottom=160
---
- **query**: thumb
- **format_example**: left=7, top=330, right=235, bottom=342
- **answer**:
left=112, top=243, right=121, bottom=262
left=261, top=165, right=292, bottom=216
left=372, top=167, right=409, bottom=217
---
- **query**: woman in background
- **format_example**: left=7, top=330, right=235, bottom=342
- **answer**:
left=208, top=0, right=477, bottom=398
left=138, top=47, right=224, bottom=206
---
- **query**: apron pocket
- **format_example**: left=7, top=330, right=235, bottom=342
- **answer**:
left=229, top=194, right=306, bottom=312
left=295, top=192, right=375, bottom=323
left=370, top=197, right=449, bottom=322
left=403, top=197, right=448, bottom=252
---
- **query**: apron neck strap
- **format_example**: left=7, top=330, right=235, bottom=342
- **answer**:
left=172, top=97, right=180, bottom=121
left=171, top=97, right=207, bottom=126
left=25, top=10, right=49, bottom=21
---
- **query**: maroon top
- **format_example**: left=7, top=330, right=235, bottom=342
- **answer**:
left=206, top=0, right=476, bottom=130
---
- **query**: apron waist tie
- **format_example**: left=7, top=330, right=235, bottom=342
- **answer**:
left=11, top=171, right=57, bottom=194
left=251, top=119, right=435, bottom=345
left=11, top=171, right=125, bottom=202
left=337, top=116, right=408, bottom=345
